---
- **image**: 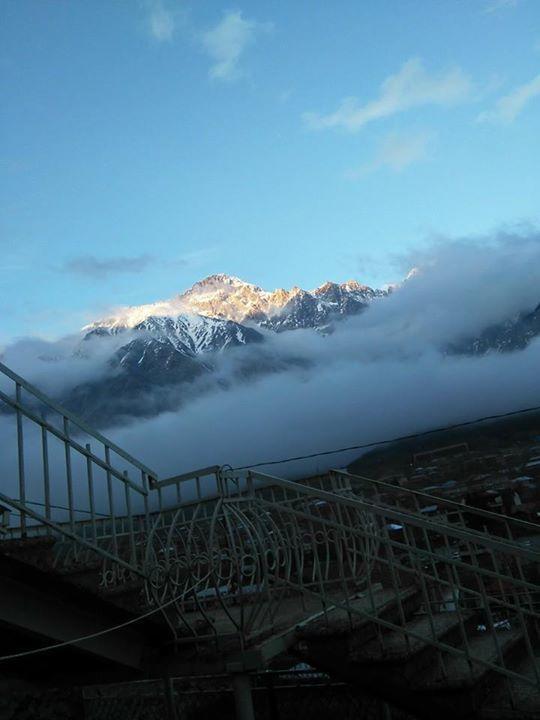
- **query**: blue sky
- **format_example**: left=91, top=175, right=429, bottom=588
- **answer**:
left=1, top=0, right=539, bottom=343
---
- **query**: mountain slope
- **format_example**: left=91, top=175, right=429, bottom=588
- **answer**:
left=66, top=311, right=265, bottom=423
left=449, top=303, right=540, bottom=355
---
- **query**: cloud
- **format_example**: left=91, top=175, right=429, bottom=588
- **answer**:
left=108, top=340, right=540, bottom=482
left=478, top=73, right=540, bottom=124
left=145, top=0, right=175, bottom=42
left=62, top=254, right=155, bottom=279
left=303, top=59, right=473, bottom=132
left=347, top=130, right=433, bottom=178
left=201, top=10, right=273, bottom=81
left=107, top=228, right=540, bottom=477
left=483, top=0, right=519, bottom=13
left=4, top=228, right=540, bottom=489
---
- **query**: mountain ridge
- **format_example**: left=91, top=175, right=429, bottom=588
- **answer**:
left=83, top=274, right=386, bottom=333
left=27, top=272, right=540, bottom=428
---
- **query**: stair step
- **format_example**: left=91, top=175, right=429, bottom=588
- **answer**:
left=351, top=611, right=468, bottom=662
left=297, top=585, right=420, bottom=639
left=479, top=656, right=540, bottom=718
left=412, top=627, right=524, bottom=690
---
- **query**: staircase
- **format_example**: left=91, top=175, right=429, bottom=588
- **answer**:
left=0, top=360, right=539, bottom=718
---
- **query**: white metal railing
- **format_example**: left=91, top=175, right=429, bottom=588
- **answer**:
left=0, top=360, right=158, bottom=575
left=144, top=466, right=540, bottom=703
left=0, top=358, right=538, bottom=706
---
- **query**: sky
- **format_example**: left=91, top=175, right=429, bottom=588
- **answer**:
left=1, top=0, right=540, bottom=344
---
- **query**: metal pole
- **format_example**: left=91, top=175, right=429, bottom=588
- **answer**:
left=162, top=676, right=178, bottom=720
left=15, top=384, right=26, bottom=538
left=266, top=673, right=279, bottom=720
left=232, top=673, right=255, bottom=720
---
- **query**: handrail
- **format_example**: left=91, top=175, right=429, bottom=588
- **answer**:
left=0, top=360, right=157, bottom=479
left=144, top=463, right=539, bottom=704
left=336, top=469, right=539, bottom=535
left=0, top=388, right=148, bottom=495
left=241, top=470, right=540, bottom=562
left=0, top=360, right=157, bottom=574
left=150, top=465, right=220, bottom=490
left=0, top=492, right=145, bottom=577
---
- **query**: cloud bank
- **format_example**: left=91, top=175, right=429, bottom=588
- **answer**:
left=2, top=229, right=540, bottom=488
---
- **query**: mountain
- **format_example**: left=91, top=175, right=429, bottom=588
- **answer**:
left=65, top=275, right=384, bottom=424
left=84, top=274, right=386, bottom=333
left=86, top=312, right=263, bottom=359
left=449, top=303, right=540, bottom=356
left=58, top=273, right=540, bottom=427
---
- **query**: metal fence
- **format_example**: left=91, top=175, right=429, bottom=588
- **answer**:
left=0, top=360, right=158, bottom=577
left=144, top=466, right=540, bottom=700
left=1, top=358, right=538, bottom=710
left=82, top=670, right=402, bottom=720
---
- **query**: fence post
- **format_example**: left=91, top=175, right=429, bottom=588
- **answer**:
left=15, top=384, right=26, bottom=538
left=162, top=676, right=178, bottom=720
left=266, top=673, right=280, bottom=720
left=232, top=673, right=255, bottom=720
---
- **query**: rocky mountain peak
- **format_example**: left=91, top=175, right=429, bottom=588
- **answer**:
left=84, top=274, right=384, bottom=333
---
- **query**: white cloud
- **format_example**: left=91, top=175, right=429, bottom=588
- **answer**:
left=483, top=0, right=519, bottom=13
left=146, top=0, right=175, bottom=42
left=3, top=230, right=540, bottom=482
left=347, top=130, right=433, bottom=179
left=303, top=58, right=473, bottom=132
left=201, top=10, right=272, bottom=81
left=478, top=73, right=540, bottom=124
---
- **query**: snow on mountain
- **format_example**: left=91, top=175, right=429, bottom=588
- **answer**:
left=63, top=274, right=386, bottom=424
left=84, top=274, right=385, bottom=334
left=58, top=272, right=540, bottom=426
left=128, top=314, right=263, bottom=358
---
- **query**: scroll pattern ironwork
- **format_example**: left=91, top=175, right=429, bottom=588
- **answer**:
left=143, top=472, right=379, bottom=643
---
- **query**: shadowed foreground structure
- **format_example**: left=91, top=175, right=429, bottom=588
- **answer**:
left=0, top=360, right=538, bottom=719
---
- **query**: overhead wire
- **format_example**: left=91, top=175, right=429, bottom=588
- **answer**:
left=0, top=588, right=182, bottom=664
left=233, top=403, right=540, bottom=470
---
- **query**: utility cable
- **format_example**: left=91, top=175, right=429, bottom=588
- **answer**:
left=233, top=403, right=540, bottom=470
left=0, top=588, right=181, bottom=664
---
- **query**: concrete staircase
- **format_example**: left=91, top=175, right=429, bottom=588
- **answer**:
left=295, top=584, right=540, bottom=719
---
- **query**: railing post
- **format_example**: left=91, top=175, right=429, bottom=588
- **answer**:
left=15, top=383, right=26, bottom=538
left=142, top=470, right=150, bottom=566
left=266, top=673, right=279, bottom=720
left=86, top=443, right=98, bottom=546
left=124, top=472, right=136, bottom=567
left=41, top=421, right=51, bottom=530
left=104, top=445, right=118, bottom=557
left=162, top=676, right=178, bottom=720
left=63, top=417, right=75, bottom=533
left=232, top=673, right=255, bottom=720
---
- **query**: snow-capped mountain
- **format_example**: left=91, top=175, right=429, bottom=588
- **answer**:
left=111, top=314, right=263, bottom=378
left=60, top=273, right=540, bottom=427
left=84, top=274, right=385, bottom=334
left=87, top=312, right=263, bottom=359
left=65, top=275, right=384, bottom=424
